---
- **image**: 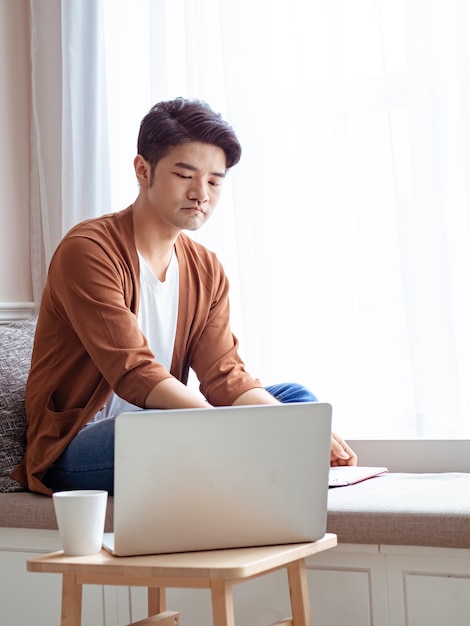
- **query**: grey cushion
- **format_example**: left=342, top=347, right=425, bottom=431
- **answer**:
left=0, top=317, right=37, bottom=492
left=327, top=472, right=470, bottom=548
left=0, top=492, right=114, bottom=532
left=2, top=473, right=470, bottom=548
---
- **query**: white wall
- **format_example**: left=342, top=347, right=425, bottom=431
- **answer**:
left=0, top=0, right=33, bottom=305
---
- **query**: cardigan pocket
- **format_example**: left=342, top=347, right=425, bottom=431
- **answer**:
left=42, top=400, right=84, bottom=440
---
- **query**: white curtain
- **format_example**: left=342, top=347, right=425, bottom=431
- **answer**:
left=29, top=0, right=111, bottom=304
left=29, top=0, right=62, bottom=305
left=32, top=0, right=470, bottom=438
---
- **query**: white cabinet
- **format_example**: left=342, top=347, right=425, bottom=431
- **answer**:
left=2, top=549, right=61, bottom=625
left=385, top=546, right=470, bottom=626
left=307, top=544, right=470, bottom=626
left=306, top=544, right=389, bottom=626
left=2, top=529, right=470, bottom=626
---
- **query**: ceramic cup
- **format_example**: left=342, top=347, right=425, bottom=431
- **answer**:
left=53, top=490, right=108, bottom=556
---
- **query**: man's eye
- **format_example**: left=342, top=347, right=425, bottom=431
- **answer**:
left=209, top=180, right=223, bottom=187
left=175, top=173, right=191, bottom=179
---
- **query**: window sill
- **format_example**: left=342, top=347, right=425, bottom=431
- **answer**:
left=345, top=438, right=470, bottom=473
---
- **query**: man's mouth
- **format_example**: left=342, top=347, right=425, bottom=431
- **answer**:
left=184, top=206, right=205, bottom=215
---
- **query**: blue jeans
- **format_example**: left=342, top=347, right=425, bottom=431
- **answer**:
left=44, top=383, right=317, bottom=494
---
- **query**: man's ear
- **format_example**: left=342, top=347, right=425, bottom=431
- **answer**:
left=134, top=155, right=151, bottom=187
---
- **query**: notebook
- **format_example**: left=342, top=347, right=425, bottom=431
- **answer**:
left=328, top=465, right=389, bottom=487
left=103, top=402, right=332, bottom=556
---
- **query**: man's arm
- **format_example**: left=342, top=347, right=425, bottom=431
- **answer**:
left=144, top=377, right=209, bottom=409
left=145, top=380, right=281, bottom=409
left=231, top=388, right=281, bottom=405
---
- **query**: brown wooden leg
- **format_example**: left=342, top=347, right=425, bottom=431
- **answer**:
left=61, top=573, right=82, bottom=626
left=210, top=579, right=235, bottom=626
left=148, top=587, right=166, bottom=615
left=287, top=559, right=312, bottom=626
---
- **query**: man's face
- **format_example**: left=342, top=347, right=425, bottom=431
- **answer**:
left=136, top=141, right=227, bottom=234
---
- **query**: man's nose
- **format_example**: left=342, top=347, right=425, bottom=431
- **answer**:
left=188, top=181, right=209, bottom=204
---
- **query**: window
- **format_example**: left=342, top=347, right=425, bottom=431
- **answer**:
left=58, top=0, right=470, bottom=438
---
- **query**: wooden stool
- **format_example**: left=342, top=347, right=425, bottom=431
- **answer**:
left=27, top=534, right=337, bottom=626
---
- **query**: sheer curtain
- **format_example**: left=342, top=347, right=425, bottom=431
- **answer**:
left=33, top=0, right=470, bottom=438
left=29, top=0, right=111, bottom=304
left=29, top=0, right=63, bottom=305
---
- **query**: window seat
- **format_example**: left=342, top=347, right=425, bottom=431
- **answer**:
left=2, top=321, right=470, bottom=624
left=2, top=317, right=469, bottom=550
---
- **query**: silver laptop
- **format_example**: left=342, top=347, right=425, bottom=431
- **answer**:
left=103, top=402, right=332, bottom=556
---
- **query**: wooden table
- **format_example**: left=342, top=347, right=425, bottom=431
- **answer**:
left=27, top=533, right=337, bottom=626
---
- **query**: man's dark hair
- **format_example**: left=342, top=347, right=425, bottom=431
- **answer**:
left=137, top=98, right=242, bottom=177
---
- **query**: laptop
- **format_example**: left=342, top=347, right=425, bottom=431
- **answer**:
left=103, top=402, right=332, bottom=556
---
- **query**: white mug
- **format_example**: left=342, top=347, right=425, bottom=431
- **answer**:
left=53, top=490, right=108, bottom=556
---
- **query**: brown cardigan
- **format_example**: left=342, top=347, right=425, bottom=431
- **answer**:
left=12, top=206, right=261, bottom=495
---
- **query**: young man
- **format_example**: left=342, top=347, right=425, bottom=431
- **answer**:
left=13, top=98, right=356, bottom=496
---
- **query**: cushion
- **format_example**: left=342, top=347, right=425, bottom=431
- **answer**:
left=0, top=317, right=37, bottom=492
left=0, top=492, right=114, bottom=532
left=327, top=472, right=470, bottom=548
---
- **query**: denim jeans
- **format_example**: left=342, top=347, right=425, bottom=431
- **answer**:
left=44, top=382, right=317, bottom=494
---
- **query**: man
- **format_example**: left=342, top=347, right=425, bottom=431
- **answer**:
left=13, top=98, right=356, bottom=496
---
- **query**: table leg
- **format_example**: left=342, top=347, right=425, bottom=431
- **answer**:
left=287, top=559, right=312, bottom=626
left=148, top=587, right=166, bottom=615
left=210, top=579, right=235, bottom=626
left=61, top=573, right=82, bottom=626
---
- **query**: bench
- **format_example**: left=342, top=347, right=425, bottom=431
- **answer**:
left=2, top=317, right=470, bottom=546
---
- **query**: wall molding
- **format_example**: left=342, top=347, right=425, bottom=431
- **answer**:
left=0, top=302, right=35, bottom=324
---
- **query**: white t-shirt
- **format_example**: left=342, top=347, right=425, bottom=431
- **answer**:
left=90, top=249, right=179, bottom=423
